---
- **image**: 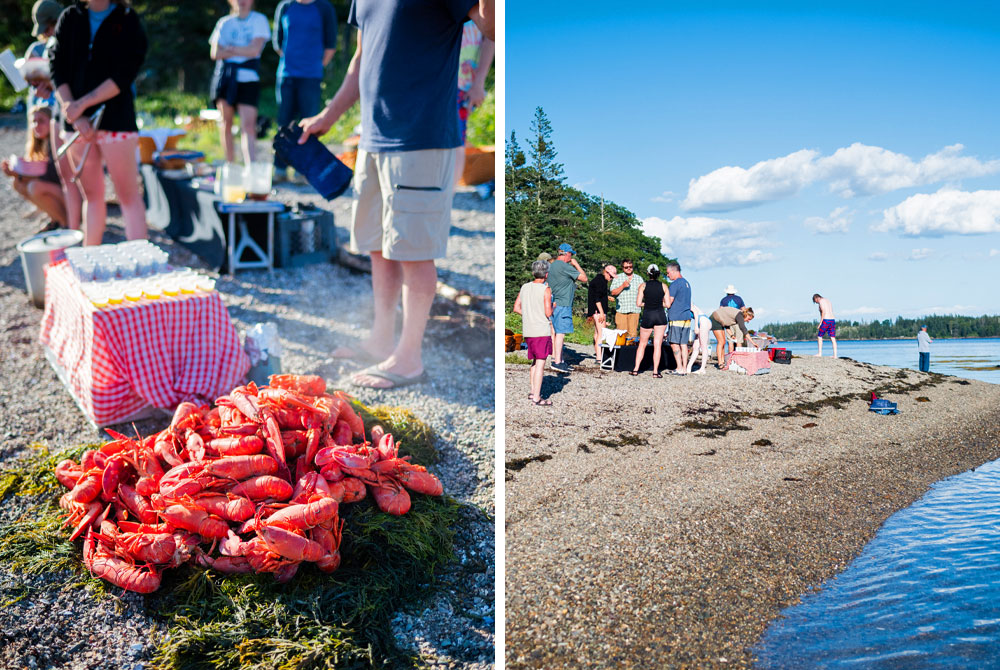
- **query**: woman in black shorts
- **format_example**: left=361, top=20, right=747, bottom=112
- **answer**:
left=631, top=264, right=668, bottom=377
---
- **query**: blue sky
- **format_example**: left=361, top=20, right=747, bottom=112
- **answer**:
left=505, top=1, right=1000, bottom=324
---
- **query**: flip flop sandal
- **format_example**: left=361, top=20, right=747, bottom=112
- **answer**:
left=629, top=371, right=639, bottom=376
left=351, top=366, right=428, bottom=389
left=532, top=398, right=553, bottom=406
left=652, top=373, right=663, bottom=378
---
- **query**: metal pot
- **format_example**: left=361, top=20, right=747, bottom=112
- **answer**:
left=16, top=229, right=84, bottom=308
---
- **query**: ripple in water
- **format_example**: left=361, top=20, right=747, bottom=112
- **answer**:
left=755, top=458, right=1000, bottom=669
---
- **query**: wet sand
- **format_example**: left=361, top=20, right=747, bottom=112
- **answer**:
left=505, top=346, right=1000, bottom=668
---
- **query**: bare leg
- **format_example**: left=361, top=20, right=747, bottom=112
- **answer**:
left=70, top=139, right=107, bottom=246
left=553, top=333, right=566, bottom=365
left=652, top=325, right=666, bottom=373
left=25, top=180, right=67, bottom=226
left=815, top=337, right=823, bottom=357
left=352, top=258, right=436, bottom=387
left=592, top=314, right=605, bottom=359
left=831, top=337, right=838, bottom=358
left=51, top=119, right=82, bottom=230
left=632, top=327, right=652, bottom=373
left=217, top=101, right=236, bottom=164
left=100, top=136, right=146, bottom=240
left=237, top=104, right=258, bottom=164
left=529, top=358, right=545, bottom=401
left=713, top=330, right=727, bottom=369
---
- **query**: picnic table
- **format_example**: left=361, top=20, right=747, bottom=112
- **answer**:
left=39, top=260, right=250, bottom=426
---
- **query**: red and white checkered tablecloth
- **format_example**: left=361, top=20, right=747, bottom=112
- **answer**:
left=726, top=350, right=772, bottom=375
left=40, top=261, right=250, bottom=426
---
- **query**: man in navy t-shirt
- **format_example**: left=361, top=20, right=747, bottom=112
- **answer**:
left=298, top=0, right=493, bottom=390
left=272, top=0, right=338, bottom=180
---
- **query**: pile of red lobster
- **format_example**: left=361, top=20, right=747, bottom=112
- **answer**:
left=54, top=374, right=443, bottom=593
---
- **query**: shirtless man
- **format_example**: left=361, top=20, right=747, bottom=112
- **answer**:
left=812, top=293, right=837, bottom=357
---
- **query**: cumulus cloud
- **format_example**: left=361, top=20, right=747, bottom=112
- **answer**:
left=804, top=206, right=852, bottom=234
left=651, top=191, right=676, bottom=203
left=877, top=189, right=1000, bottom=236
left=681, top=150, right=819, bottom=211
left=908, top=248, right=933, bottom=260
left=640, top=215, right=777, bottom=269
left=572, top=178, right=596, bottom=190
left=868, top=252, right=889, bottom=261
left=682, top=144, right=1000, bottom=212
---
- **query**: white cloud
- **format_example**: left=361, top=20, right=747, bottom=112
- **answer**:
left=818, top=143, right=1000, bottom=198
left=681, top=149, right=819, bottom=211
left=804, top=206, right=852, bottom=233
left=651, top=190, right=676, bottom=203
left=841, top=306, right=886, bottom=316
left=991, top=249, right=999, bottom=257
left=682, top=144, right=1000, bottom=212
left=908, top=248, right=933, bottom=260
left=572, top=178, right=596, bottom=190
left=868, top=252, right=889, bottom=261
left=877, top=189, right=1000, bottom=236
left=737, top=250, right=776, bottom=265
left=640, top=215, right=777, bottom=269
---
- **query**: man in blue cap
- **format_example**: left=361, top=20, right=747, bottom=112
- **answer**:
left=547, top=242, right=587, bottom=372
left=917, top=325, right=932, bottom=372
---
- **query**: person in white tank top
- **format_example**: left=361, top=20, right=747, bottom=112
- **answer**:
left=514, top=260, right=554, bottom=405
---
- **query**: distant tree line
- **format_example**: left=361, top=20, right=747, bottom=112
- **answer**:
left=505, top=106, right=673, bottom=311
left=760, top=315, right=1000, bottom=341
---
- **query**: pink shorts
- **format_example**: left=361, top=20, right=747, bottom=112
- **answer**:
left=525, top=336, right=552, bottom=362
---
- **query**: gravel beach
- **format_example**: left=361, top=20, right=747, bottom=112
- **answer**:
left=0, top=123, right=495, bottom=669
left=505, top=343, right=1000, bottom=668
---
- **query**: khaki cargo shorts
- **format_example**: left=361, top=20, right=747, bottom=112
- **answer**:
left=351, top=147, right=456, bottom=261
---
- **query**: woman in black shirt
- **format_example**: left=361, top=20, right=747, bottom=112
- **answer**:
left=50, top=0, right=147, bottom=245
left=631, top=264, right=668, bottom=377
left=587, top=264, right=615, bottom=361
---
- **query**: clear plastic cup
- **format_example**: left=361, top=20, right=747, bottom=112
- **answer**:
left=124, top=281, right=143, bottom=302
left=106, top=281, right=125, bottom=305
left=195, top=276, right=216, bottom=293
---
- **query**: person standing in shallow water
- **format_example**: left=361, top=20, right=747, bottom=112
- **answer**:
left=813, top=293, right=838, bottom=358
left=917, top=325, right=933, bottom=372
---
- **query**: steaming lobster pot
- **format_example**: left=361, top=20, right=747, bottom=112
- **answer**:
left=17, top=229, right=84, bottom=308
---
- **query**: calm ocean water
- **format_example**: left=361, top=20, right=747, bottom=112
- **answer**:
left=754, top=459, right=1000, bottom=669
left=754, top=337, right=1000, bottom=668
left=774, top=337, right=1000, bottom=384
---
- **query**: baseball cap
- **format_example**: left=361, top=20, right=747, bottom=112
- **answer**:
left=32, top=0, right=62, bottom=37
left=558, top=243, right=575, bottom=255
left=605, top=265, right=617, bottom=279
left=647, top=263, right=659, bottom=274
left=726, top=284, right=738, bottom=294
left=536, top=252, right=552, bottom=262
left=921, top=324, right=928, bottom=329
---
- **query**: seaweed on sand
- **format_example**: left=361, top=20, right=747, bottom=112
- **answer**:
left=0, top=406, right=463, bottom=669
left=353, top=403, right=438, bottom=466
left=152, top=495, right=460, bottom=670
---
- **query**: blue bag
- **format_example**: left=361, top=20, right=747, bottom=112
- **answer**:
left=271, top=123, right=353, bottom=200
left=869, top=398, right=899, bottom=415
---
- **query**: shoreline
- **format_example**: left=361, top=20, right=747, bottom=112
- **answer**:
left=505, top=345, right=1000, bottom=668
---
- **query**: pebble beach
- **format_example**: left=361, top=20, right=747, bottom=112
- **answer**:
left=0, top=124, right=495, bottom=669
left=505, top=343, right=1000, bottom=668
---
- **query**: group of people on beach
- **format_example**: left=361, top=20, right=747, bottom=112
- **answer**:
left=514, top=242, right=847, bottom=405
left=5, top=0, right=494, bottom=392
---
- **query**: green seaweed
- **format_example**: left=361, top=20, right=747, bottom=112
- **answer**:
left=353, top=403, right=438, bottom=466
left=152, top=495, right=460, bottom=670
